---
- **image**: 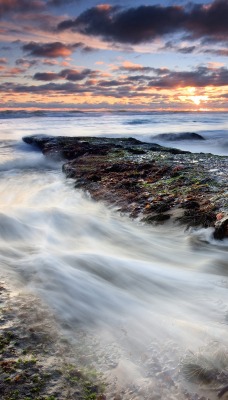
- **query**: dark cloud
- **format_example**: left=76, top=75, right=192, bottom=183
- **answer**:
left=58, top=0, right=228, bottom=44
left=59, top=68, right=97, bottom=81
left=162, top=43, right=196, bottom=54
left=178, top=46, right=196, bottom=54
left=33, top=72, right=60, bottom=81
left=186, top=0, right=228, bottom=41
left=90, top=66, right=228, bottom=90
left=0, top=0, right=45, bottom=17
left=33, top=68, right=97, bottom=81
left=58, top=4, right=184, bottom=43
left=147, top=66, right=228, bottom=88
left=82, top=46, right=96, bottom=53
left=48, top=0, right=80, bottom=5
left=72, top=42, right=84, bottom=49
left=98, top=80, right=131, bottom=87
left=0, top=81, right=85, bottom=94
left=16, top=58, right=38, bottom=67
left=203, top=48, right=228, bottom=56
left=119, top=65, right=170, bottom=75
left=22, top=41, right=95, bottom=58
left=22, top=42, right=73, bottom=58
left=1, top=66, right=228, bottom=98
left=72, top=42, right=96, bottom=52
left=120, top=65, right=154, bottom=73
left=0, top=0, right=82, bottom=19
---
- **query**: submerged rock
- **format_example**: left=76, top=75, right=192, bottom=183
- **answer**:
left=153, top=132, right=205, bottom=141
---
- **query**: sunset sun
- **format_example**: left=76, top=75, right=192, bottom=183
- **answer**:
left=190, top=94, right=209, bottom=106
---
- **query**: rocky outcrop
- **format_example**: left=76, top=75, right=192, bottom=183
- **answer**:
left=23, top=135, right=190, bottom=157
left=23, top=135, right=228, bottom=239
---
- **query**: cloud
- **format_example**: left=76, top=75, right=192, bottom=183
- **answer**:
left=16, top=58, right=38, bottom=67
left=22, top=42, right=73, bottom=58
left=0, top=57, right=7, bottom=64
left=22, top=41, right=95, bottom=58
left=147, top=66, right=228, bottom=88
left=1, top=65, right=228, bottom=100
left=178, top=46, right=196, bottom=54
left=33, top=72, right=60, bottom=81
left=57, top=0, right=228, bottom=44
left=0, top=81, right=90, bottom=94
left=48, top=0, right=80, bottom=6
left=96, top=65, right=228, bottom=90
left=117, top=62, right=170, bottom=76
left=186, top=0, right=228, bottom=41
left=0, top=0, right=45, bottom=17
left=33, top=68, right=98, bottom=81
left=203, top=48, right=228, bottom=56
left=119, top=61, right=154, bottom=72
left=0, top=67, right=25, bottom=77
left=57, top=4, right=184, bottom=43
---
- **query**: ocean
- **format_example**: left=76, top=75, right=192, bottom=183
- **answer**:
left=0, top=111, right=228, bottom=399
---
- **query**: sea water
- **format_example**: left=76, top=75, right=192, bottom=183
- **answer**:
left=0, top=111, right=228, bottom=399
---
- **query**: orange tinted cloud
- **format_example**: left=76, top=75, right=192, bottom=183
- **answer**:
left=122, top=61, right=144, bottom=70
left=96, top=4, right=113, bottom=11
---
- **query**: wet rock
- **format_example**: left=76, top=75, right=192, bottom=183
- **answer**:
left=153, top=132, right=205, bottom=141
left=218, top=385, right=228, bottom=398
left=22, top=134, right=54, bottom=150
left=143, top=214, right=171, bottom=223
left=214, top=215, right=228, bottom=240
left=181, top=200, right=200, bottom=209
left=146, top=202, right=171, bottom=213
left=23, top=135, right=227, bottom=235
left=126, top=147, right=146, bottom=155
left=177, top=209, right=216, bottom=229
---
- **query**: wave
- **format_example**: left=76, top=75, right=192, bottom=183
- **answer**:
left=124, top=118, right=151, bottom=125
left=0, top=153, right=59, bottom=172
left=0, top=163, right=227, bottom=399
left=0, top=110, right=85, bottom=119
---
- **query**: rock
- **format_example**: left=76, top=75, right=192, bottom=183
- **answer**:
left=143, top=214, right=171, bottom=223
left=22, top=134, right=52, bottom=149
left=153, top=132, right=205, bottom=141
left=214, top=215, right=228, bottom=240
left=23, top=135, right=227, bottom=233
left=218, top=385, right=228, bottom=398
left=181, top=200, right=200, bottom=209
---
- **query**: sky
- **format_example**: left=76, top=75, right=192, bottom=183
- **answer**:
left=0, top=0, right=228, bottom=111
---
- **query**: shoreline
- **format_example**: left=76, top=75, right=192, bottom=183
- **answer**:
left=23, top=135, right=228, bottom=240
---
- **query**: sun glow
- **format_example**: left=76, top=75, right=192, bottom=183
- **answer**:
left=178, top=87, right=209, bottom=106
left=189, top=95, right=209, bottom=105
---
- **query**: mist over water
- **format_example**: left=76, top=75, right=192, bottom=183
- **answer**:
left=0, top=112, right=228, bottom=399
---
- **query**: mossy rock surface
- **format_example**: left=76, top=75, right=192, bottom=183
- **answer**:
left=23, top=135, right=228, bottom=237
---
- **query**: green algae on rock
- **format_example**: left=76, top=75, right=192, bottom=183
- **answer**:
left=0, top=283, right=105, bottom=400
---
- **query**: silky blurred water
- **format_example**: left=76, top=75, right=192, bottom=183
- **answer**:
left=0, top=112, right=228, bottom=399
